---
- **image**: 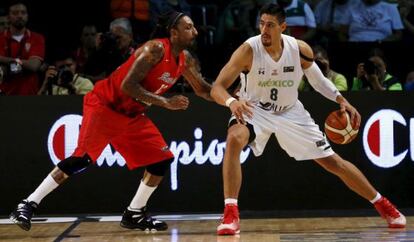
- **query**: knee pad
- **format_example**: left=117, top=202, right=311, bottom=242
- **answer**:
left=57, top=154, right=91, bottom=176
left=146, top=158, right=174, bottom=176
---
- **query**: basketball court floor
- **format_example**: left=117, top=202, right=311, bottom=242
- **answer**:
left=0, top=214, right=413, bottom=241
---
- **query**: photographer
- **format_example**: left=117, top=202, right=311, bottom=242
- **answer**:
left=352, top=55, right=403, bottom=91
left=82, top=18, right=136, bottom=83
left=0, top=1, right=45, bottom=95
left=38, top=55, right=93, bottom=95
left=299, top=45, right=348, bottom=91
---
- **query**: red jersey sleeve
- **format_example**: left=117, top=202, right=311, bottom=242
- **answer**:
left=28, top=32, right=45, bottom=60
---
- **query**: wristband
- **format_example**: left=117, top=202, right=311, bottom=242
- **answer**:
left=225, top=97, right=237, bottom=107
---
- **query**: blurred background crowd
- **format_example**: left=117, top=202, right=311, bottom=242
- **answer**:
left=0, top=0, right=413, bottom=96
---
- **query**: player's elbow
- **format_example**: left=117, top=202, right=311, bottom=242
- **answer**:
left=120, top=79, right=133, bottom=96
left=195, top=88, right=212, bottom=101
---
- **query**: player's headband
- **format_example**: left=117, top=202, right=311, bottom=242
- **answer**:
left=166, top=12, right=185, bottom=31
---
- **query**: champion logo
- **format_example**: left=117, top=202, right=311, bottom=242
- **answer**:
left=47, top=115, right=251, bottom=191
left=47, top=115, right=126, bottom=166
left=363, top=109, right=412, bottom=168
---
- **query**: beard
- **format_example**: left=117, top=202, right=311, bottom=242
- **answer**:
left=261, top=34, right=272, bottom=47
left=183, top=37, right=197, bottom=49
left=12, top=20, right=26, bottom=30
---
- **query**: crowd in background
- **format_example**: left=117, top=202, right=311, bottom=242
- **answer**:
left=0, top=0, right=413, bottom=96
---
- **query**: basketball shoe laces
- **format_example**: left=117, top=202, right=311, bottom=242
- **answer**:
left=222, top=205, right=238, bottom=224
left=376, top=198, right=400, bottom=219
left=17, top=201, right=35, bottom=220
left=139, top=207, right=160, bottom=225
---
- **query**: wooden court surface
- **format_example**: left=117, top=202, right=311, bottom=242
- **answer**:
left=0, top=215, right=413, bottom=242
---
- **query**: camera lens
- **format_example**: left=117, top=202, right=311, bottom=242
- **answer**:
left=58, top=68, right=74, bottom=84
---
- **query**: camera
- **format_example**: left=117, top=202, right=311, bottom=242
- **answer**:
left=48, top=66, right=74, bottom=86
left=99, top=31, right=119, bottom=54
left=9, top=60, right=22, bottom=75
left=363, top=59, right=377, bottom=75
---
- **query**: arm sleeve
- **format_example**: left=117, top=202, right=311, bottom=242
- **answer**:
left=303, top=62, right=340, bottom=102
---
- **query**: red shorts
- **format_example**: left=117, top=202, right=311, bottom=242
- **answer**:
left=73, top=92, right=174, bottom=169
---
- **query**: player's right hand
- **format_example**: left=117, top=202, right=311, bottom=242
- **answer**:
left=229, top=100, right=253, bottom=125
left=165, top=95, right=189, bottom=110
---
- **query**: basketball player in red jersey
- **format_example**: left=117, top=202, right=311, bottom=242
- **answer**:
left=10, top=12, right=212, bottom=232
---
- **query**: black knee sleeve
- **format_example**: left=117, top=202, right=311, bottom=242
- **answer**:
left=57, top=154, right=91, bottom=176
left=146, top=158, right=174, bottom=176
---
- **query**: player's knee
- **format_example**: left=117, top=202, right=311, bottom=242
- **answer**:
left=146, top=158, right=174, bottom=176
left=226, top=129, right=248, bottom=148
left=57, top=154, right=91, bottom=176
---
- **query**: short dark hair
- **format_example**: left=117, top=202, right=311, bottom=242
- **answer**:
left=50, top=49, right=75, bottom=64
left=8, top=0, right=27, bottom=10
left=313, top=45, right=328, bottom=59
left=150, top=11, right=186, bottom=39
left=259, top=3, right=286, bottom=24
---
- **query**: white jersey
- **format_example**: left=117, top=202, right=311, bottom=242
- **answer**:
left=233, top=34, right=334, bottom=160
left=240, top=34, right=303, bottom=112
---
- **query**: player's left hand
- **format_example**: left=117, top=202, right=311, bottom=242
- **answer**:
left=339, top=100, right=361, bottom=129
left=229, top=100, right=253, bottom=125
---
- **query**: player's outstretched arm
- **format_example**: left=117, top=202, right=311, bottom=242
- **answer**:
left=298, top=40, right=360, bottom=128
left=182, top=50, right=213, bottom=101
left=121, top=40, right=188, bottom=110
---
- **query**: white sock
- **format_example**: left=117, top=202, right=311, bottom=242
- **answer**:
left=27, top=174, right=59, bottom=204
left=129, top=180, right=157, bottom=210
left=370, top=192, right=382, bottom=204
left=225, top=198, right=238, bottom=205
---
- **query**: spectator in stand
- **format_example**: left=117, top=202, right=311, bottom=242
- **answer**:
left=352, top=55, right=402, bottom=90
left=399, top=0, right=414, bottom=42
left=339, top=0, right=404, bottom=42
left=314, top=0, right=357, bottom=42
left=74, top=24, right=98, bottom=74
left=404, top=71, right=414, bottom=91
left=83, top=18, right=137, bottom=83
left=110, top=18, right=137, bottom=61
left=277, top=0, right=317, bottom=41
left=299, top=45, right=348, bottom=91
left=151, top=0, right=191, bottom=18
left=0, top=8, right=9, bottom=33
left=38, top=53, right=93, bottom=95
left=0, top=1, right=45, bottom=95
left=110, top=0, right=151, bottom=43
left=217, top=0, right=257, bottom=47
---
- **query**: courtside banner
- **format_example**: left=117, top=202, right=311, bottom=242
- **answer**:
left=0, top=92, right=413, bottom=215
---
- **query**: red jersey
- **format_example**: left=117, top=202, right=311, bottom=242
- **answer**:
left=0, top=29, right=45, bottom=95
left=92, top=38, right=186, bottom=117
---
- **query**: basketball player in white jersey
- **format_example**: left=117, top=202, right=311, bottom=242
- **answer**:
left=211, top=3, right=406, bottom=235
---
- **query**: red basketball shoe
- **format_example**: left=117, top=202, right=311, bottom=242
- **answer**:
left=374, top=197, right=406, bottom=228
left=217, top=204, right=240, bottom=235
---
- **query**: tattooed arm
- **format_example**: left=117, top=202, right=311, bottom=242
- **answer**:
left=121, top=40, right=189, bottom=110
left=182, top=50, right=213, bottom=101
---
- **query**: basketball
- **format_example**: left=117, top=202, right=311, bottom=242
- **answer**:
left=324, top=110, right=359, bottom=144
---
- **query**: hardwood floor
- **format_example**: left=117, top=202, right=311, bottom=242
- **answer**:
left=0, top=215, right=412, bottom=241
